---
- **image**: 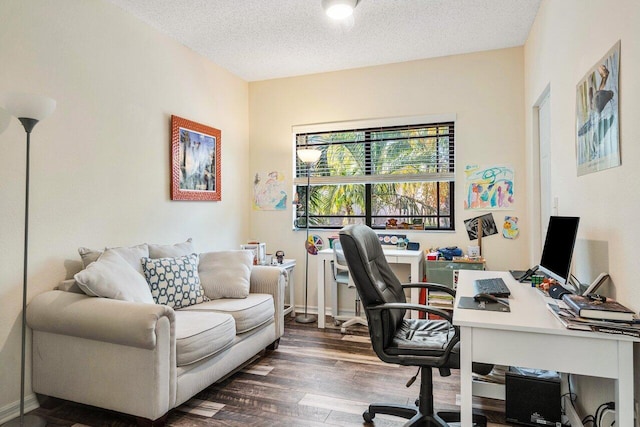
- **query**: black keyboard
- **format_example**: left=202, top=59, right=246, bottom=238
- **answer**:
left=473, top=278, right=511, bottom=298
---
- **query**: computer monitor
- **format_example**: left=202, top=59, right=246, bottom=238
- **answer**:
left=537, top=216, right=580, bottom=284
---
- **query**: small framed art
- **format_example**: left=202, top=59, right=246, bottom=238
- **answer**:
left=170, top=115, right=221, bottom=201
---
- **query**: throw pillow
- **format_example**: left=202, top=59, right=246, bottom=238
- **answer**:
left=78, top=243, right=149, bottom=276
left=142, top=253, right=209, bottom=309
left=198, top=250, right=252, bottom=299
left=106, top=243, right=149, bottom=276
left=78, top=247, right=102, bottom=268
left=148, top=238, right=194, bottom=259
left=74, top=249, right=154, bottom=303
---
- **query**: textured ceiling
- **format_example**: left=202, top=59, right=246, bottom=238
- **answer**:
left=106, top=0, right=541, bottom=82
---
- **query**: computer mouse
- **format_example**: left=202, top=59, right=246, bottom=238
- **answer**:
left=474, top=293, right=500, bottom=304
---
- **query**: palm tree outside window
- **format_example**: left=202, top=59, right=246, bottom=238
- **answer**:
left=293, top=121, right=455, bottom=231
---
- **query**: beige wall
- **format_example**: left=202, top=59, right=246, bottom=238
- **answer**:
left=0, top=0, right=249, bottom=415
left=524, top=0, right=640, bottom=415
left=249, top=47, right=527, bottom=313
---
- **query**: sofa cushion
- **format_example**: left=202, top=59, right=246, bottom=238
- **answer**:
left=107, top=244, right=149, bottom=275
left=78, top=246, right=103, bottom=268
left=74, top=249, right=154, bottom=303
left=174, top=311, right=236, bottom=366
left=181, top=294, right=274, bottom=333
left=198, top=250, right=253, bottom=299
left=141, top=254, right=208, bottom=309
left=148, top=238, right=194, bottom=258
left=78, top=244, right=149, bottom=276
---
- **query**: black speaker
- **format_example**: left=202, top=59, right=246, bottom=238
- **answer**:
left=548, top=284, right=572, bottom=300
left=506, top=368, right=561, bottom=426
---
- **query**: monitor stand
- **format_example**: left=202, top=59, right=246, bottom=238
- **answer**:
left=581, top=272, right=610, bottom=296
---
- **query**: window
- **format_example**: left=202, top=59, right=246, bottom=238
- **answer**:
left=294, top=120, right=455, bottom=230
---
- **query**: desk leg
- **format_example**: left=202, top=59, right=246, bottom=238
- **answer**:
left=317, top=259, right=325, bottom=328
left=459, top=327, right=473, bottom=427
left=616, top=340, right=634, bottom=427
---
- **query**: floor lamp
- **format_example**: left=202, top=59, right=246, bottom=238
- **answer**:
left=295, top=148, right=321, bottom=324
left=1, top=93, right=56, bottom=427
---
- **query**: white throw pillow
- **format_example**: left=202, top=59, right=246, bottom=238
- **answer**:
left=78, top=247, right=102, bottom=268
left=78, top=243, right=149, bottom=276
left=107, top=244, right=149, bottom=276
left=142, top=253, right=209, bottom=309
left=198, top=250, right=253, bottom=299
left=74, top=249, right=154, bottom=303
left=148, top=238, right=194, bottom=259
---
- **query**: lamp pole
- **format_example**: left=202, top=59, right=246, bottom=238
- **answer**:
left=295, top=148, right=321, bottom=324
left=1, top=93, right=56, bottom=427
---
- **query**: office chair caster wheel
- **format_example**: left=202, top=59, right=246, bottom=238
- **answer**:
left=363, top=410, right=375, bottom=423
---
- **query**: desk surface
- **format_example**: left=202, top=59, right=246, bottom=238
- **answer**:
left=454, top=270, right=638, bottom=427
left=453, top=270, right=638, bottom=342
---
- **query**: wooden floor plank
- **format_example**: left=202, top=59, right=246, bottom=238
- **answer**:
left=30, top=318, right=512, bottom=426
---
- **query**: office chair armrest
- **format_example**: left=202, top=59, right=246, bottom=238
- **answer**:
left=401, top=282, right=455, bottom=297
left=368, top=302, right=454, bottom=323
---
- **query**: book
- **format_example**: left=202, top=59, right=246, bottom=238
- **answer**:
left=562, top=294, right=635, bottom=321
left=547, top=302, right=640, bottom=338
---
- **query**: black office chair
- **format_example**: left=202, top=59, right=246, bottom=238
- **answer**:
left=339, top=224, right=491, bottom=427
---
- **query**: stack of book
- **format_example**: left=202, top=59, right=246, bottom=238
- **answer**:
left=547, top=294, right=640, bottom=338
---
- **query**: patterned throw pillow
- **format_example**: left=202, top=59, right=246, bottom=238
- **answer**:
left=141, top=253, right=209, bottom=309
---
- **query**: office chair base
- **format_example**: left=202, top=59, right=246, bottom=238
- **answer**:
left=364, top=403, right=449, bottom=426
left=340, top=316, right=368, bottom=333
left=363, top=405, right=487, bottom=427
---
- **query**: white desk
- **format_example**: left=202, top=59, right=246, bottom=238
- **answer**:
left=316, top=248, right=424, bottom=328
left=453, top=270, right=637, bottom=427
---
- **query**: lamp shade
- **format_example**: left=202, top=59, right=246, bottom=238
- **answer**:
left=0, top=107, right=10, bottom=134
left=0, top=92, right=56, bottom=121
left=297, top=148, right=322, bottom=164
left=321, top=0, right=358, bottom=19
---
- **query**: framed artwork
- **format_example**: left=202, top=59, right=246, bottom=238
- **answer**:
left=170, top=115, right=221, bottom=201
left=576, top=40, right=620, bottom=176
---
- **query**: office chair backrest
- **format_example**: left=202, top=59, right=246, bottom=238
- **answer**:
left=339, top=224, right=406, bottom=345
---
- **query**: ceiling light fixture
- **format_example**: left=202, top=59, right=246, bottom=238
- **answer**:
left=321, top=0, right=358, bottom=20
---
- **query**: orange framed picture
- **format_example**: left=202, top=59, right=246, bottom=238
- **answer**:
left=170, top=115, right=221, bottom=201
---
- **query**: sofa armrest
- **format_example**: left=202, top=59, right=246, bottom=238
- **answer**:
left=27, top=290, right=175, bottom=349
left=250, top=266, right=285, bottom=338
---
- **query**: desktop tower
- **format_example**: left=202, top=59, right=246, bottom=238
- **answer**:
left=505, top=367, right=561, bottom=426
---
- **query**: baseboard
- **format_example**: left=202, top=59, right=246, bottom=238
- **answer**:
left=0, top=394, right=40, bottom=424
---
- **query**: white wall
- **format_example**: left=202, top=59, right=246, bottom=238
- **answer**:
left=524, top=0, right=640, bottom=415
left=0, top=0, right=249, bottom=415
left=249, top=47, right=527, bottom=313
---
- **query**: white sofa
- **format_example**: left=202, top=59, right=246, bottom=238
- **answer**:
left=26, top=242, right=286, bottom=426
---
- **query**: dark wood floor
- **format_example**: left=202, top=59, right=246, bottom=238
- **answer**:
left=30, top=317, right=512, bottom=426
